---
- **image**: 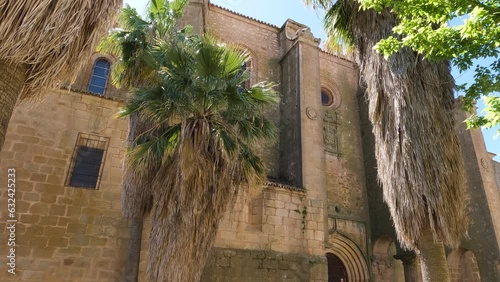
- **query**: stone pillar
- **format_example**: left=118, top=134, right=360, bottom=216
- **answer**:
left=454, top=108, right=500, bottom=282
left=278, top=20, right=323, bottom=193
left=278, top=20, right=327, bottom=253
left=181, top=0, right=208, bottom=35
left=394, top=253, right=420, bottom=282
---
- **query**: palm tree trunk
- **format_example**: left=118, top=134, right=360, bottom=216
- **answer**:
left=417, top=222, right=450, bottom=281
left=124, top=217, right=144, bottom=282
left=0, top=60, right=25, bottom=151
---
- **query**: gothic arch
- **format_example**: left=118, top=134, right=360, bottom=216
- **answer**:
left=327, top=233, right=370, bottom=281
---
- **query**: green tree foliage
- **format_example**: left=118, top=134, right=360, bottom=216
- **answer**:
left=97, top=3, right=189, bottom=280
left=100, top=1, right=278, bottom=280
left=122, top=34, right=278, bottom=282
left=306, top=0, right=468, bottom=280
left=357, top=0, right=500, bottom=130
left=98, top=0, right=189, bottom=89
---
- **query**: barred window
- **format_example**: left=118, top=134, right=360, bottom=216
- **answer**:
left=66, top=133, right=109, bottom=189
left=88, top=59, right=110, bottom=95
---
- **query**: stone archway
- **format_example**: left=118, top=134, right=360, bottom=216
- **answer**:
left=327, top=233, right=370, bottom=281
left=447, top=248, right=481, bottom=282
left=372, top=235, right=404, bottom=282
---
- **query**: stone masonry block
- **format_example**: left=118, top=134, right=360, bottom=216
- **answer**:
left=291, top=197, right=303, bottom=205
left=49, top=205, right=66, bottom=216
left=23, top=192, right=40, bottom=202
left=307, top=221, right=317, bottom=230
left=48, top=237, right=69, bottom=248
left=267, top=215, right=283, bottom=225
left=33, top=156, right=47, bottom=164
left=285, top=202, right=298, bottom=210
left=21, top=271, right=46, bottom=280
left=277, top=193, right=291, bottom=202
left=21, top=214, right=40, bottom=224
left=32, top=247, right=55, bottom=259
left=264, top=208, right=276, bottom=216
left=276, top=208, right=289, bottom=217
left=43, top=226, right=66, bottom=237
left=21, top=136, right=40, bottom=144
left=265, top=199, right=285, bottom=208
left=40, top=194, right=57, bottom=204
left=16, top=126, right=36, bottom=135
left=41, top=217, right=59, bottom=228
left=69, top=235, right=91, bottom=247
left=262, top=224, right=275, bottom=235
left=67, top=223, right=87, bottom=234
left=29, top=203, right=49, bottom=214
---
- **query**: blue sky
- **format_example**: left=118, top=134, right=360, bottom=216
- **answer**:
left=123, top=0, right=500, bottom=159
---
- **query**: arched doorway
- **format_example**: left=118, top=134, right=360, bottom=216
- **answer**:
left=327, top=233, right=370, bottom=281
left=327, top=253, right=348, bottom=282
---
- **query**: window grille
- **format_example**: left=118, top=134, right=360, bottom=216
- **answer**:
left=88, top=59, right=110, bottom=95
left=66, top=133, right=109, bottom=189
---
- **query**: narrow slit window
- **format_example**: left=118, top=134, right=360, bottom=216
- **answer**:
left=66, top=133, right=109, bottom=189
left=88, top=59, right=110, bottom=95
left=238, top=60, right=252, bottom=92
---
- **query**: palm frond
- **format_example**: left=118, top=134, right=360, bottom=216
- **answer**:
left=304, top=0, right=354, bottom=52
left=0, top=0, right=122, bottom=99
left=98, top=0, right=189, bottom=89
left=306, top=0, right=468, bottom=250
left=118, top=33, right=278, bottom=281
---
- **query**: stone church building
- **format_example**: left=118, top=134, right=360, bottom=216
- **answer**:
left=0, top=0, right=499, bottom=281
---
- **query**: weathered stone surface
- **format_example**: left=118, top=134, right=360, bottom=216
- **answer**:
left=201, top=248, right=327, bottom=282
left=0, top=2, right=498, bottom=282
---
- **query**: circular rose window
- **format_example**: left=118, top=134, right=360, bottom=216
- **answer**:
left=321, top=88, right=341, bottom=109
left=322, top=88, right=334, bottom=106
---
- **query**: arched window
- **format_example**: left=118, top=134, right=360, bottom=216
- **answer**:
left=88, top=59, right=110, bottom=95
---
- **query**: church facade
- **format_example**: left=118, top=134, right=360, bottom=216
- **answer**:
left=0, top=1, right=499, bottom=281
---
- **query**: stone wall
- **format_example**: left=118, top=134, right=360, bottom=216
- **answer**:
left=201, top=248, right=327, bottom=282
left=8, top=2, right=500, bottom=282
left=454, top=109, right=500, bottom=282
left=207, top=4, right=282, bottom=179
left=320, top=52, right=367, bottom=220
left=0, top=90, right=129, bottom=281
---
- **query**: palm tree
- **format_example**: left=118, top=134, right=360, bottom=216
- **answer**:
left=0, top=0, right=122, bottom=151
left=120, top=35, right=277, bottom=281
left=97, top=2, right=188, bottom=280
left=306, top=1, right=468, bottom=280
